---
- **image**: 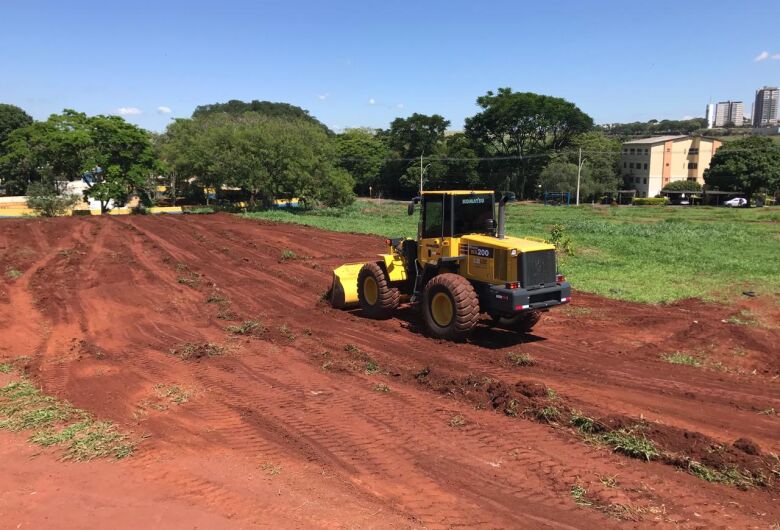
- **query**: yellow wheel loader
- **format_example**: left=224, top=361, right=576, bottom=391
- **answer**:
left=330, top=191, right=571, bottom=340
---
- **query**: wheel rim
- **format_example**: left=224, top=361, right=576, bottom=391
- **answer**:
left=363, top=276, right=378, bottom=305
left=431, top=292, right=454, bottom=327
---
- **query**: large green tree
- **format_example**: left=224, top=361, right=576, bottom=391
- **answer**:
left=191, top=99, right=330, bottom=133
left=335, top=128, right=389, bottom=195
left=704, top=136, right=780, bottom=205
left=465, top=88, right=593, bottom=198
left=0, top=110, right=157, bottom=211
left=0, top=104, right=33, bottom=156
left=161, top=112, right=353, bottom=207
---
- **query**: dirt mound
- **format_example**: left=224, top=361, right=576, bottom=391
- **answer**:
left=0, top=213, right=778, bottom=528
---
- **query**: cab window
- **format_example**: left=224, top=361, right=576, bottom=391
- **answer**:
left=422, top=196, right=443, bottom=238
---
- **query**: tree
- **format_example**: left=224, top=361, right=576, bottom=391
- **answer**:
left=25, top=181, right=79, bottom=217
left=335, top=129, right=389, bottom=195
left=662, top=180, right=702, bottom=192
left=160, top=112, right=354, bottom=207
left=191, top=99, right=330, bottom=133
left=704, top=136, right=780, bottom=205
left=538, top=159, right=581, bottom=196
left=0, top=104, right=33, bottom=155
left=0, top=110, right=157, bottom=211
left=465, top=88, right=593, bottom=198
left=386, top=113, right=450, bottom=158
left=570, top=131, right=622, bottom=199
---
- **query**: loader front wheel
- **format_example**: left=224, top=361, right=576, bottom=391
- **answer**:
left=422, top=273, right=480, bottom=341
left=357, top=262, right=399, bottom=319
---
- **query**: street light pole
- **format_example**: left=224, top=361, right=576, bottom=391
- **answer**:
left=576, top=147, right=585, bottom=206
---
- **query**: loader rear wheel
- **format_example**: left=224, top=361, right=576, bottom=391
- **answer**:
left=422, top=273, right=480, bottom=341
left=357, top=262, right=399, bottom=319
left=491, top=310, right=542, bottom=333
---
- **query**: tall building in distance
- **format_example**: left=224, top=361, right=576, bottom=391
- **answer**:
left=714, top=101, right=744, bottom=127
left=753, top=87, right=779, bottom=126
left=705, top=103, right=715, bottom=129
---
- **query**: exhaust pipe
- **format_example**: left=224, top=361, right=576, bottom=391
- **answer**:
left=497, top=195, right=508, bottom=239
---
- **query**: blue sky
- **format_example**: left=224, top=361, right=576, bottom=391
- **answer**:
left=2, top=0, right=779, bottom=132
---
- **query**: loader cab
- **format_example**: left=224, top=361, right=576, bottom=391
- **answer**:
left=410, top=191, right=496, bottom=265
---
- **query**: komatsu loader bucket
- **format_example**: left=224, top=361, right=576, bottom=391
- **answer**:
left=330, top=263, right=364, bottom=309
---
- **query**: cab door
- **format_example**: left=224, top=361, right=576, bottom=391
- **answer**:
left=419, top=194, right=444, bottom=266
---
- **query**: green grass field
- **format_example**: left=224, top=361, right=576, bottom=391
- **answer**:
left=243, top=201, right=780, bottom=303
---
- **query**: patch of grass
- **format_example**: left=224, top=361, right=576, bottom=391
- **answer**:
left=278, top=324, right=296, bottom=341
left=364, top=360, right=380, bottom=375
left=507, top=351, right=534, bottom=367
left=243, top=200, right=780, bottom=303
left=154, top=384, right=192, bottom=405
left=373, top=383, right=390, bottom=393
left=225, top=320, right=263, bottom=335
left=758, top=408, right=776, bottom=415
left=599, top=475, right=619, bottom=488
left=4, top=267, right=22, bottom=280
left=533, top=405, right=561, bottom=422
left=205, top=292, right=228, bottom=304
left=280, top=249, right=297, bottom=261
left=597, top=428, right=659, bottom=461
left=570, top=410, right=600, bottom=434
left=686, top=460, right=763, bottom=489
left=0, top=363, right=13, bottom=374
left=344, top=343, right=361, bottom=355
left=504, top=398, right=521, bottom=417
left=216, top=307, right=239, bottom=320
left=261, top=462, right=282, bottom=475
left=169, top=342, right=224, bottom=360
left=570, top=484, right=592, bottom=506
left=449, top=414, right=466, bottom=428
left=0, top=379, right=133, bottom=460
left=660, top=352, right=703, bottom=367
left=726, top=310, right=761, bottom=327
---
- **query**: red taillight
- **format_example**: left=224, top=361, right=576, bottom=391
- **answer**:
left=505, top=282, right=519, bottom=289
left=556, top=274, right=566, bottom=283
left=384, top=239, right=391, bottom=245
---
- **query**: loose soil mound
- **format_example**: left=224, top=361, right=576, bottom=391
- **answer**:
left=0, top=214, right=778, bottom=528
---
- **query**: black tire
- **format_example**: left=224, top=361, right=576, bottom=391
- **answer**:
left=491, top=310, right=542, bottom=333
left=357, top=262, right=399, bottom=319
left=422, top=273, right=480, bottom=340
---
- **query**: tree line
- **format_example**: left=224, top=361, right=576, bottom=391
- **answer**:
left=1, top=92, right=778, bottom=211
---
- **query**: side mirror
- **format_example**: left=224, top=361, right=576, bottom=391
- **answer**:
left=407, top=201, right=415, bottom=216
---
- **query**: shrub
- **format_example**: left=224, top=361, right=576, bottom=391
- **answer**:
left=631, top=197, right=669, bottom=206
left=26, top=182, right=80, bottom=217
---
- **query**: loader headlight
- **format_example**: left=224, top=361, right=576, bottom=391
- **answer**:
left=510, top=249, right=517, bottom=256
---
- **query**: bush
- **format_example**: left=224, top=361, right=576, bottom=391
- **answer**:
left=26, top=182, right=80, bottom=217
left=631, top=197, right=669, bottom=206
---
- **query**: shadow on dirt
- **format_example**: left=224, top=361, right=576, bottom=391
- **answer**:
left=346, top=305, right=547, bottom=350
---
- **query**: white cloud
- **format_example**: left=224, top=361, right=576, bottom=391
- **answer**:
left=772, top=53, right=780, bottom=60
left=368, top=98, right=376, bottom=105
left=157, top=106, right=172, bottom=114
left=682, top=115, right=694, bottom=120
left=317, top=93, right=329, bottom=101
left=754, top=51, right=769, bottom=62
left=116, top=106, right=141, bottom=116
left=396, top=103, right=404, bottom=109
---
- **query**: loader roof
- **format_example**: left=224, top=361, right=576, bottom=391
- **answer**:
left=421, top=190, right=494, bottom=196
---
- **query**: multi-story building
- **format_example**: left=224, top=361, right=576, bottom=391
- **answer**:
left=620, top=136, right=722, bottom=198
left=753, top=87, right=779, bottom=126
left=714, top=101, right=744, bottom=127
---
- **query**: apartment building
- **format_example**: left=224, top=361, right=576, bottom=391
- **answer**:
left=714, top=101, right=744, bottom=127
left=753, top=87, right=779, bottom=126
left=621, top=136, right=722, bottom=197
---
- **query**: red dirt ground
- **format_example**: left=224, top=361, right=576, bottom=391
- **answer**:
left=0, top=213, right=778, bottom=529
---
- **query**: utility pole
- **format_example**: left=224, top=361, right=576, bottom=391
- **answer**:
left=576, top=147, right=583, bottom=206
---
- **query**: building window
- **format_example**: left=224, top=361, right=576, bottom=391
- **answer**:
left=643, top=163, right=648, bottom=169
left=688, top=162, right=698, bottom=169
left=623, top=162, right=627, bottom=168
left=643, top=177, right=647, bottom=184
left=644, top=149, right=648, bottom=154
left=665, top=163, right=669, bottom=166
left=630, top=148, right=635, bottom=154
left=689, top=148, right=699, bottom=155
left=629, top=162, right=634, bottom=169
